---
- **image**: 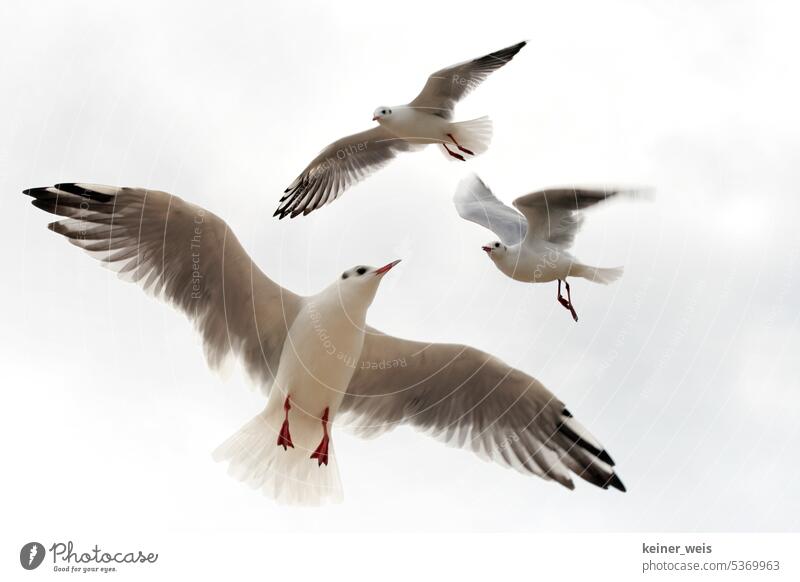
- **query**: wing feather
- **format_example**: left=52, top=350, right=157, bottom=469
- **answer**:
left=25, top=183, right=302, bottom=391
left=409, top=41, right=527, bottom=119
left=514, top=187, right=639, bottom=248
left=277, top=127, right=415, bottom=219
left=342, top=329, right=626, bottom=492
left=453, top=173, right=527, bottom=245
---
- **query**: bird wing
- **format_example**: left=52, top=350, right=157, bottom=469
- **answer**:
left=24, top=183, right=302, bottom=391
left=453, top=173, right=527, bottom=245
left=341, top=329, right=625, bottom=492
left=513, top=187, right=634, bottom=248
left=408, top=41, right=527, bottom=120
left=276, top=126, right=418, bottom=219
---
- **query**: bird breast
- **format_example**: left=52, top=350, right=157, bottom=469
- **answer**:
left=381, top=107, right=448, bottom=142
left=495, top=245, right=568, bottom=283
left=275, top=300, right=366, bottom=411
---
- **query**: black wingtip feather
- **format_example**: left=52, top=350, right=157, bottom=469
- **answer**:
left=491, top=40, right=527, bottom=61
left=557, top=420, right=616, bottom=466
left=598, top=449, right=615, bottom=466
left=605, top=473, right=627, bottom=493
left=53, top=182, right=113, bottom=202
left=30, top=198, right=56, bottom=213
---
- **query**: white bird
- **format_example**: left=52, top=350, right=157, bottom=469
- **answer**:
left=455, top=174, right=637, bottom=322
left=214, top=260, right=401, bottom=504
left=275, top=41, right=527, bottom=219
left=25, top=182, right=625, bottom=504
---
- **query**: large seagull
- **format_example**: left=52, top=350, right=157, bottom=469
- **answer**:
left=275, top=41, right=527, bottom=219
left=25, top=182, right=625, bottom=504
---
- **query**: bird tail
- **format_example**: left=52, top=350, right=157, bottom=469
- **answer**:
left=573, top=264, right=624, bottom=285
left=212, top=407, right=343, bottom=506
left=442, top=116, right=493, bottom=159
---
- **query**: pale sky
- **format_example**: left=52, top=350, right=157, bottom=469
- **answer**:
left=2, top=0, right=799, bottom=535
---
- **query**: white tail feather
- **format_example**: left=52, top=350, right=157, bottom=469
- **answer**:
left=575, top=265, right=624, bottom=285
left=441, top=116, right=493, bottom=160
left=213, top=409, right=343, bottom=506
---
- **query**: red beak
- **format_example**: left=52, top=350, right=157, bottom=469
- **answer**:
left=374, top=259, right=401, bottom=276
left=372, top=116, right=379, bottom=121
left=482, top=246, right=492, bottom=253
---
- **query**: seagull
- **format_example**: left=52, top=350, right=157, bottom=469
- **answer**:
left=275, top=40, right=527, bottom=219
left=214, top=259, right=401, bottom=504
left=455, top=174, right=637, bottom=322
left=25, top=182, right=625, bottom=504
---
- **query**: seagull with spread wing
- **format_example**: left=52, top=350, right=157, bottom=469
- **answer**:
left=25, top=182, right=625, bottom=504
left=455, top=174, right=639, bottom=322
left=275, top=41, right=527, bottom=219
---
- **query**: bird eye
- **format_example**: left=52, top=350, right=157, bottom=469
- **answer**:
left=382, top=110, right=386, bottom=114
left=494, top=242, right=500, bottom=248
left=356, top=267, right=367, bottom=275
left=342, top=273, right=349, bottom=279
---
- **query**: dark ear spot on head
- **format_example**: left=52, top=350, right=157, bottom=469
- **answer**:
left=356, top=267, right=367, bottom=276
left=342, top=273, right=349, bottom=279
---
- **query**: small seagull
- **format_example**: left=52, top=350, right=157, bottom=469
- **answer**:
left=455, top=174, right=639, bottom=322
left=275, top=40, right=527, bottom=219
left=25, top=182, right=625, bottom=504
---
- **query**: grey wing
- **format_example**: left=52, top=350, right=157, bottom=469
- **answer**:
left=408, top=41, right=527, bottom=119
left=453, top=173, right=526, bottom=245
left=341, top=329, right=626, bottom=492
left=24, top=183, right=303, bottom=392
left=513, top=187, right=635, bottom=248
left=276, top=126, right=417, bottom=219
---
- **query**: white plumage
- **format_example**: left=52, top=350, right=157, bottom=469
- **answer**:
left=25, top=182, right=626, bottom=505
left=455, top=174, right=640, bottom=321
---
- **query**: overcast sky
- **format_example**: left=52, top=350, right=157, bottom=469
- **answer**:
left=2, top=0, right=799, bottom=534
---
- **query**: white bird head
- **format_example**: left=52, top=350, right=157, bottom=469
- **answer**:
left=482, top=241, right=507, bottom=261
left=372, top=106, right=393, bottom=122
left=335, top=259, right=401, bottom=305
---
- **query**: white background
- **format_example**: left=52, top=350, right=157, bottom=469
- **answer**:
left=1, top=0, right=799, bottom=578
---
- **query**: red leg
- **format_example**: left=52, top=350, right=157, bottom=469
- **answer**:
left=447, top=133, right=475, bottom=156
left=557, top=280, right=579, bottom=322
left=557, top=280, right=569, bottom=308
left=442, top=143, right=466, bottom=161
left=277, top=395, right=294, bottom=450
left=310, top=407, right=330, bottom=466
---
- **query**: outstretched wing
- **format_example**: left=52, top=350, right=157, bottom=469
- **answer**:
left=24, top=183, right=303, bottom=390
left=513, top=187, right=636, bottom=248
left=276, top=126, right=417, bottom=219
left=453, top=173, right=527, bottom=245
left=408, top=41, right=527, bottom=119
left=342, top=329, right=626, bottom=492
